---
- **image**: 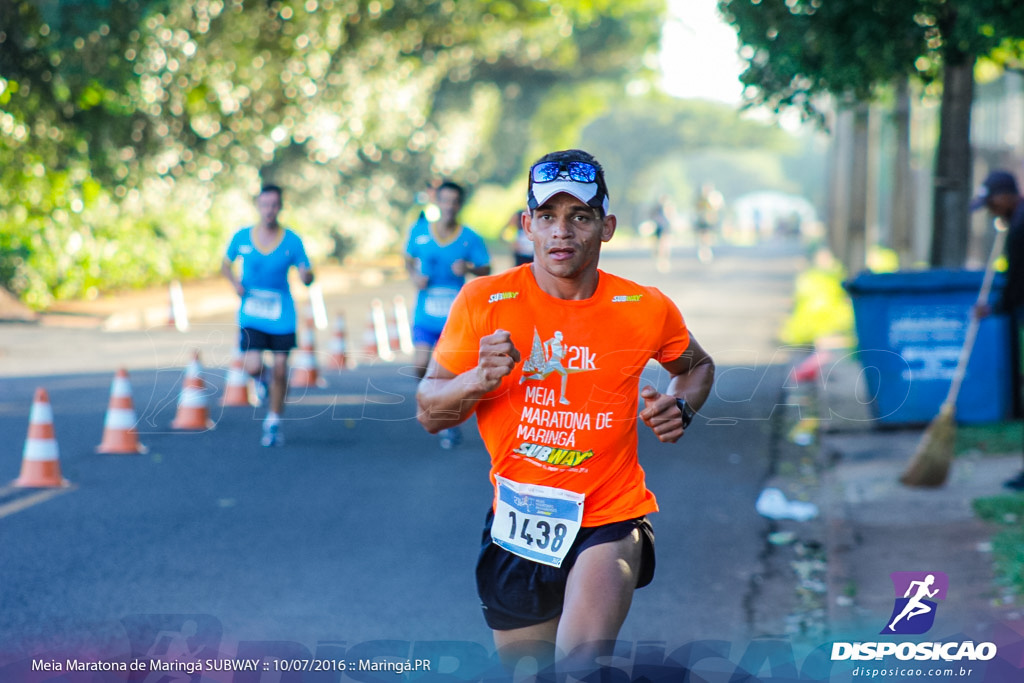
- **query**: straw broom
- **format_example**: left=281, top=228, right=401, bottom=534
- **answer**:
left=900, top=218, right=1009, bottom=487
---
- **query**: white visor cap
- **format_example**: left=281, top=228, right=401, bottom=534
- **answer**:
left=529, top=178, right=610, bottom=215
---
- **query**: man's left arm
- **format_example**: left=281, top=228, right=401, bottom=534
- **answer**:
left=454, top=230, right=492, bottom=277
left=639, top=334, right=715, bottom=443
left=294, top=234, right=315, bottom=286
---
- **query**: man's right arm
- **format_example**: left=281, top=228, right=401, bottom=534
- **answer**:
left=405, top=255, right=428, bottom=290
left=404, top=222, right=429, bottom=290
left=416, top=330, right=520, bottom=434
left=221, top=257, right=244, bottom=298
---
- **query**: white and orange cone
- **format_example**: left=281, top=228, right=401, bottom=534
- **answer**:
left=171, top=351, right=215, bottom=430
left=220, top=351, right=253, bottom=407
left=328, top=312, right=349, bottom=370
left=361, top=309, right=379, bottom=359
left=14, top=388, right=70, bottom=488
left=290, top=316, right=320, bottom=387
left=387, top=310, right=401, bottom=354
left=96, top=368, right=148, bottom=454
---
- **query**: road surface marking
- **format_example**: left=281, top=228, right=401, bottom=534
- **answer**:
left=0, top=484, right=76, bottom=519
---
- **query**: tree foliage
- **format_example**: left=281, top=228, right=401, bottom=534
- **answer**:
left=719, top=0, right=1024, bottom=120
left=0, top=0, right=665, bottom=306
left=719, top=0, right=1024, bottom=267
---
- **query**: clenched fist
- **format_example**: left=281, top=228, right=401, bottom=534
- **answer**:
left=475, top=329, right=521, bottom=392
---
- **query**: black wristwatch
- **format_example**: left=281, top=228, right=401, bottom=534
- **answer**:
left=676, top=398, right=695, bottom=429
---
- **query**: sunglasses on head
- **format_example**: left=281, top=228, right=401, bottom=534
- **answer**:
left=530, top=160, right=598, bottom=184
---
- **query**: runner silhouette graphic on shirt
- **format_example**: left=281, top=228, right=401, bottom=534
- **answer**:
left=886, top=574, right=939, bottom=632
left=520, top=329, right=571, bottom=405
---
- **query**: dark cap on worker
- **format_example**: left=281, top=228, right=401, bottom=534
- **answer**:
left=970, top=170, right=1020, bottom=211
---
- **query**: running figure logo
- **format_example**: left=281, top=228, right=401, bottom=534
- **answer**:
left=882, top=571, right=948, bottom=635
left=520, top=329, right=572, bottom=405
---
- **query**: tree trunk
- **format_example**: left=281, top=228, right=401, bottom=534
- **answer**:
left=929, top=57, right=976, bottom=267
left=891, top=79, right=914, bottom=266
left=846, top=104, right=870, bottom=274
left=826, top=107, right=851, bottom=261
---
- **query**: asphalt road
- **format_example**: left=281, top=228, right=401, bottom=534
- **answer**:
left=0, top=239, right=809, bottom=679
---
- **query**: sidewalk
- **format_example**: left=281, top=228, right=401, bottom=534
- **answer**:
left=813, top=348, right=1023, bottom=635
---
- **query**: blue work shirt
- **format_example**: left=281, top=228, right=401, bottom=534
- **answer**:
left=225, top=226, right=311, bottom=335
left=405, top=221, right=490, bottom=333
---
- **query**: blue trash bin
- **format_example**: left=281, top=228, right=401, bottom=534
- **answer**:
left=843, top=269, right=1012, bottom=424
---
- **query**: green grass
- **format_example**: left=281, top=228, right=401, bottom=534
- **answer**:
left=991, top=528, right=1024, bottom=598
left=973, top=495, right=1024, bottom=599
left=965, top=425, right=1024, bottom=600
left=973, top=495, right=1024, bottom=523
left=956, top=421, right=1022, bottom=456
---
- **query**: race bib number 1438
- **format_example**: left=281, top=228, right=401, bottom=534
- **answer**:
left=491, top=477, right=584, bottom=568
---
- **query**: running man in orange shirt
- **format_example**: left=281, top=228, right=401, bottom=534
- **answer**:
left=415, top=149, right=715, bottom=674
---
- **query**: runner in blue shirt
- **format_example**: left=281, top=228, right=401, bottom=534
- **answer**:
left=404, top=180, right=491, bottom=448
left=221, top=184, right=314, bottom=447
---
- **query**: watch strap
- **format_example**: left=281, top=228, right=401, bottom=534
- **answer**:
left=675, top=398, right=695, bottom=429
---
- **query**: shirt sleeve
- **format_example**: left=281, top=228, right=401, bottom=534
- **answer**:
left=404, top=216, right=427, bottom=258
left=468, top=229, right=491, bottom=267
left=652, top=290, right=691, bottom=364
left=432, top=288, right=482, bottom=376
left=225, top=229, right=243, bottom=261
left=289, top=231, right=311, bottom=269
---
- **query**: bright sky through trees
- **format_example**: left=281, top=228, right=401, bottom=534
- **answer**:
left=660, top=0, right=744, bottom=104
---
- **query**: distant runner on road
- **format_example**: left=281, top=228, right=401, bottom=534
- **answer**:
left=405, top=180, right=491, bottom=449
left=221, top=184, right=314, bottom=447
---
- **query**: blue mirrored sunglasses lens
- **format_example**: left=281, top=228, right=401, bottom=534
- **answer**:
left=532, top=162, right=562, bottom=182
left=566, top=162, right=596, bottom=182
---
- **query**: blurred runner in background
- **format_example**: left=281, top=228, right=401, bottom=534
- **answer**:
left=694, top=182, right=723, bottom=263
left=405, top=180, right=491, bottom=449
left=221, top=184, right=314, bottom=447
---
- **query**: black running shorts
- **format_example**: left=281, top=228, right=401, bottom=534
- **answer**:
left=475, top=508, right=655, bottom=631
left=239, top=327, right=296, bottom=353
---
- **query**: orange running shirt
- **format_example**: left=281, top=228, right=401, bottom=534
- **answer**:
left=433, top=265, right=691, bottom=526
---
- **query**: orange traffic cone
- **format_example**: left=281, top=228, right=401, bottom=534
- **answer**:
left=171, top=351, right=215, bottom=430
left=220, top=351, right=253, bottom=407
left=14, top=388, right=70, bottom=488
left=328, top=312, right=349, bottom=370
left=96, top=368, right=148, bottom=454
left=290, top=316, right=320, bottom=387
left=361, top=309, right=378, bottom=359
left=387, top=311, right=401, bottom=353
